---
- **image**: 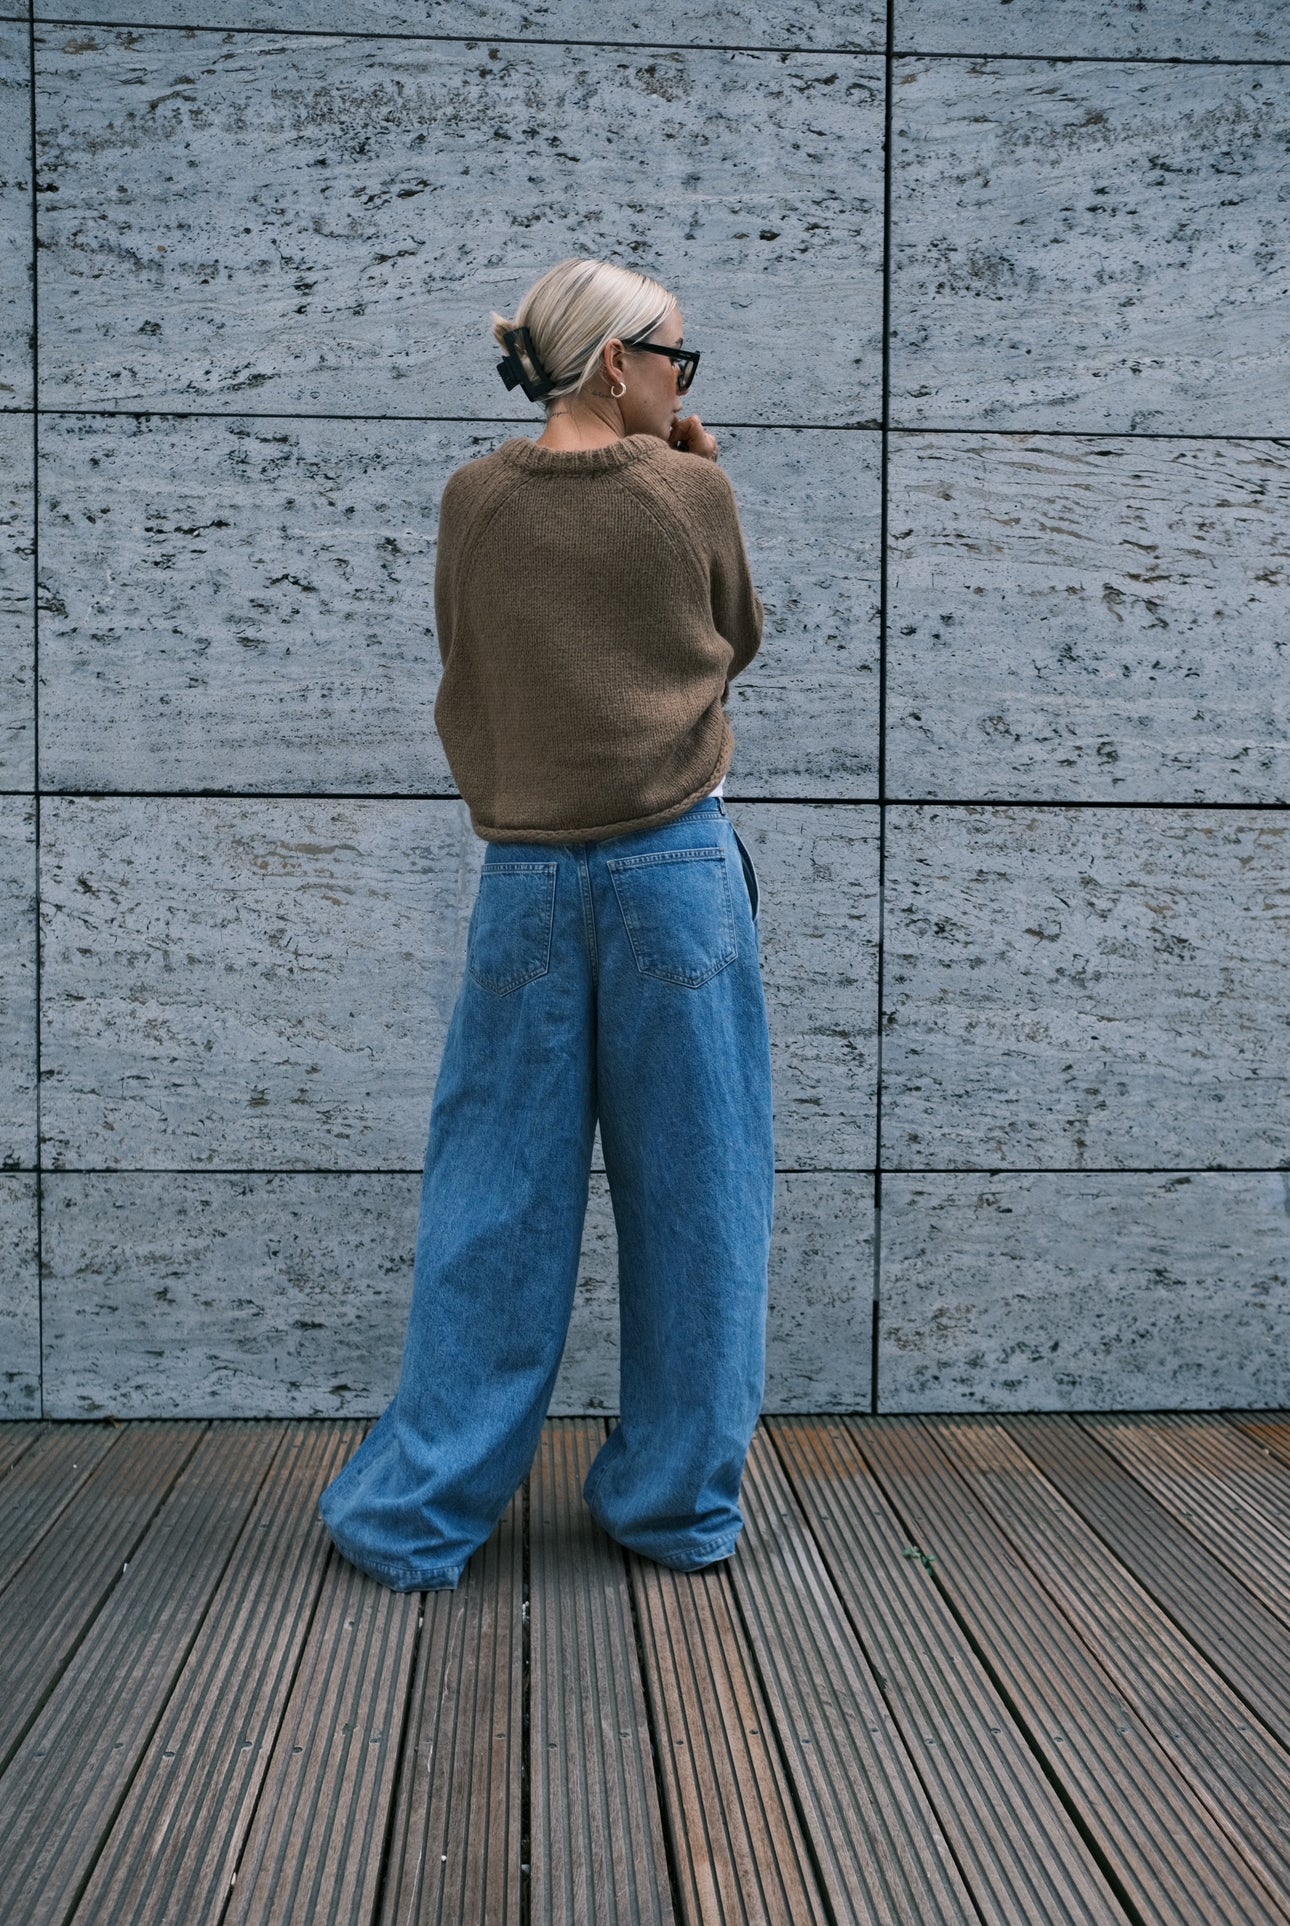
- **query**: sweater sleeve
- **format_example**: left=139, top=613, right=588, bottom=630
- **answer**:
left=433, top=470, right=464, bottom=670
left=707, top=469, right=765, bottom=682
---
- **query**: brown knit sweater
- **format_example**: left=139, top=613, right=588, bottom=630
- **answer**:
left=432, top=433, right=764, bottom=842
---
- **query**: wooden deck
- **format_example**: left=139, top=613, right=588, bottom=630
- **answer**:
left=3, top=1412, right=1290, bottom=1926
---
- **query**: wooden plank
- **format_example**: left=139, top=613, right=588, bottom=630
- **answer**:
left=1088, top=1413, right=1290, bottom=1543
left=1149, top=1413, right=1290, bottom=1533
left=0, top=1423, right=206, bottom=1770
left=378, top=1488, right=523, bottom=1926
left=1013, top=1414, right=1290, bottom=1749
left=849, top=1415, right=1290, bottom=1926
left=0, top=1424, right=43, bottom=1478
left=927, top=1416, right=1290, bottom=1905
left=1079, top=1413, right=1290, bottom=1629
left=768, top=1416, right=1124, bottom=1925
left=0, top=1420, right=120, bottom=1591
left=733, top=1429, right=979, bottom=1923
left=225, top=1546, right=421, bottom=1925
left=1227, top=1411, right=1290, bottom=1468
left=69, top=1422, right=361, bottom=1926
left=0, top=1421, right=284, bottom=1926
left=628, top=1523, right=829, bottom=1924
left=529, top=1420, right=674, bottom=1926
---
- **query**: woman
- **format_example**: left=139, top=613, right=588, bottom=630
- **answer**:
left=318, top=257, right=774, bottom=1590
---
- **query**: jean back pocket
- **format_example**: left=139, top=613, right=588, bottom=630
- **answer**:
left=467, top=861, right=558, bottom=995
left=607, top=845, right=738, bottom=987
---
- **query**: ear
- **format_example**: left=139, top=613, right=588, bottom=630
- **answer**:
left=601, top=337, right=627, bottom=386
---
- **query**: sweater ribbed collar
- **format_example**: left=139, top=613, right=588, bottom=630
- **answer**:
left=495, top=434, right=661, bottom=475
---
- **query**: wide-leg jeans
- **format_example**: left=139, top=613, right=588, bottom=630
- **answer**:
left=317, top=795, right=775, bottom=1590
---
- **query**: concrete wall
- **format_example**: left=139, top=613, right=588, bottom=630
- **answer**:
left=2, top=3, right=1286, bottom=1419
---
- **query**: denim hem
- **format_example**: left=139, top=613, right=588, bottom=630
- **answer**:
left=642, top=1532, right=741, bottom=1573
left=324, top=1528, right=464, bottom=1593
left=599, top=1525, right=742, bottom=1572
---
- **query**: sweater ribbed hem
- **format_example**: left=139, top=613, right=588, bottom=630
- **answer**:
left=494, top=433, right=664, bottom=475
left=472, top=732, right=735, bottom=845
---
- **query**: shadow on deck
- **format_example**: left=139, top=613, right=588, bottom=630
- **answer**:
left=2, top=1410, right=1289, bottom=1924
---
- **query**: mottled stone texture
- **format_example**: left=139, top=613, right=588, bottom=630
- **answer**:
left=0, top=23, right=31, bottom=412
left=0, top=1177, right=39, bottom=1417
left=39, top=797, right=481, bottom=1171
left=897, top=1, right=1288, bottom=61
left=38, top=417, right=878, bottom=797
left=891, top=59, right=1290, bottom=433
left=40, top=1171, right=873, bottom=1417
left=725, top=429, right=882, bottom=796
left=723, top=804, right=880, bottom=1170
left=880, top=1172, right=1290, bottom=1412
left=38, top=1, right=885, bottom=49
left=887, top=435, right=1290, bottom=804
left=883, top=806, right=1290, bottom=1170
left=36, top=32, right=885, bottom=423
left=1, top=796, right=36, bottom=1172
left=38, top=415, right=475, bottom=795
left=0, top=413, right=33, bottom=788
left=40, top=1172, right=423, bottom=1419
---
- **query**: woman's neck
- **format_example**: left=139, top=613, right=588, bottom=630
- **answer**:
left=535, top=398, right=628, bottom=452
left=535, top=419, right=624, bottom=451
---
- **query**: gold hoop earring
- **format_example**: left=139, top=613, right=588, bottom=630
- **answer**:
left=610, top=380, right=626, bottom=399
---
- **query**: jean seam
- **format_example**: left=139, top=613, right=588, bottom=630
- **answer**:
left=577, top=847, right=599, bottom=983
left=631, top=952, right=739, bottom=990
left=730, top=824, right=759, bottom=924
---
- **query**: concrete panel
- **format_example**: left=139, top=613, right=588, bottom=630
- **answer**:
left=882, top=805, right=1290, bottom=1169
left=37, top=31, right=885, bottom=423
left=731, top=803, right=880, bottom=1169
left=38, top=414, right=483, bottom=793
left=0, top=1175, right=39, bottom=1418
left=0, top=412, right=33, bottom=788
left=40, top=797, right=482, bottom=1170
left=890, top=58, right=1289, bottom=433
left=1, top=795, right=36, bottom=1171
left=41, top=1169, right=873, bottom=1417
left=879, top=1171, right=1290, bottom=1412
left=38, top=416, right=878, bottom=797
left=896, top=1, right=1287, bottom=61
left=39, top=1, right=885, bottom=49
left=0, top=23, right=31, bottom=412
left=41, top=1171, right=418, bottom=1417
left=724, top=426, right=880, bottom=797
left=887, top=434, right=1290, bottom=804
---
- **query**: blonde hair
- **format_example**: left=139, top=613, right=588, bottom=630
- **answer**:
left=491, top=257, right=676, bottom=408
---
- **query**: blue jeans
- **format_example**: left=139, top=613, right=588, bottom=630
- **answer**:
left=317, top=796, right=774, bottom=1590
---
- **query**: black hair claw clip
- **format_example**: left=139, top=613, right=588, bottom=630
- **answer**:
left=496, top=325, right=556, bottom=402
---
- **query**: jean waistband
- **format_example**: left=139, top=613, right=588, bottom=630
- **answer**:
left=589, top=795, right=727, bottom=844
left=485, top=794, right=729, bottom=861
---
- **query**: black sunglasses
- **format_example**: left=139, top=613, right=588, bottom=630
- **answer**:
left=623, top=339, right=700, bottom=393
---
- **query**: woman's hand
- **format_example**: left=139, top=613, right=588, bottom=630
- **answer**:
left=668, top=411, right=719, bottom=461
